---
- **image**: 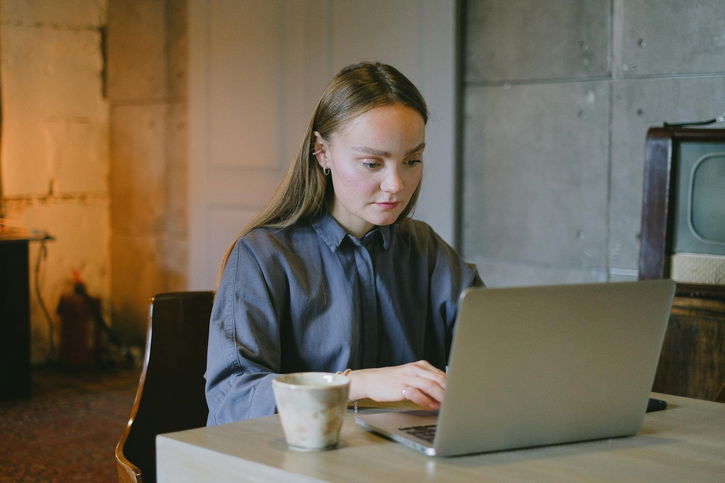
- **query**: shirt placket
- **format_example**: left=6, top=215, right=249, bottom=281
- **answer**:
left=352, top=239, right=379, bottom=368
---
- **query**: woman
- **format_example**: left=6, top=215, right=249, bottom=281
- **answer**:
left=205, top=62, right=482, bottom=425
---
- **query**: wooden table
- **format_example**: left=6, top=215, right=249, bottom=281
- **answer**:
left=156, top=393, right=725, bottom=482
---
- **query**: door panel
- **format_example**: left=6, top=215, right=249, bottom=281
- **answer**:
left=189, top=0, right=456, bottom=289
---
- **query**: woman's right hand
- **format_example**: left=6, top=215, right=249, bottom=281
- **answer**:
left=347, top=360, right=446, bottom=410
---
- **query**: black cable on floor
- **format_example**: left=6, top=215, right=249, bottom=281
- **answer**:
left=34, top=236, right=57, bottom=361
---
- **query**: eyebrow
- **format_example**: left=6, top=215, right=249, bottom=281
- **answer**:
left=350, top=142, right=426, bottom=157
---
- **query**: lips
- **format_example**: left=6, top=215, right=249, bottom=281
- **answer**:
left=375, top=201, right=401, bottom=209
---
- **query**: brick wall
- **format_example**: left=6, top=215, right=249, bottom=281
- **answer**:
left=0, top=0, right=188, bottom=361
left=1, top=0, right=110, bottom=363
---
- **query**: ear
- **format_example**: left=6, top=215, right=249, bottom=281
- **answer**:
left=313, top=131, right=329, bottom=169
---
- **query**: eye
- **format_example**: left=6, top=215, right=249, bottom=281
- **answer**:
left=404, top=159, right=422, bottom=166
left=362, top=159, right=382, bottom=169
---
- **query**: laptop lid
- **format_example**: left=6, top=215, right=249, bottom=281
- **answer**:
left=356, top=280, right=676, bottom=457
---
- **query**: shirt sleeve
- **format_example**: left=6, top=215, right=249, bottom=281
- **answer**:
left=204, top=236, right=284, bottom=425
left=427, top=227, right=484, bottom=347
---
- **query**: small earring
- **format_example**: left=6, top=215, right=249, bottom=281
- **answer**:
left=312, top=150, right=322, bottom=156
left=323, top=167, right=330, bottom=176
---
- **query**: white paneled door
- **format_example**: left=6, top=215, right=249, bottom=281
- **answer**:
left=188, top=0, right=457, bottom=290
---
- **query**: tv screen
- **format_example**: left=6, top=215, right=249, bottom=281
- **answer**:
left=669, top=139, right=725, bottom=285
left=673, top=142, right=725, bottom=255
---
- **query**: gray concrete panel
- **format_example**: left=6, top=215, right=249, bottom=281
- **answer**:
left=609, top=75, right=725, bottom=272
left=617, top=0, right=725, bottom=76
left=462, top=81, right=610, bottom=285
left=466, top=0, right=611, bottom=83
left=472, top=257, right=608, bottom=288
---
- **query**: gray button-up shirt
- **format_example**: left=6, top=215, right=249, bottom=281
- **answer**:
left=205, top=214, right=482, bottom=424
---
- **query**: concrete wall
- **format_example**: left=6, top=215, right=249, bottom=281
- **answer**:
left=462, top=0, right=725, bottom=287
left=0, top=0, right=110, bottom=363
left=107, top=0, right=187, bottom=344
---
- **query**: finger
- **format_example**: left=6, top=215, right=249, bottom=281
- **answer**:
left=418, top=368, right=447, bottom=388
left=402, top=385, right=440, bottom=410
left=406, top=376, right=445, bottom=404
left=411, top=360, right=439, bottom=372
left=409, top=361, right=447, bottom=388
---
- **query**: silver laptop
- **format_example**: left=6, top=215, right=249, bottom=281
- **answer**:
left=355, top=280, right=676, bottom=457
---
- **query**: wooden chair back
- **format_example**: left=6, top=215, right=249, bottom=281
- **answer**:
left=115, top=291, right=214, bottom=482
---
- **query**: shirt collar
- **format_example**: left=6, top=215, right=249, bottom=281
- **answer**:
left=312, top=213, right=392, bottom=251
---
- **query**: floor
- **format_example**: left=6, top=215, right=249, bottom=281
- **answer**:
left=0, top=366, right=141, bottom=482
left=30, top=366, right=140, bottom=396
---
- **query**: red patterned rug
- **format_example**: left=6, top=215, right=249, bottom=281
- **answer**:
left=0, top=368, right=139, bottom=482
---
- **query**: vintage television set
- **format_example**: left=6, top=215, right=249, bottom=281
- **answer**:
left=640, top=127, right=725, bottom=286
left=639, top=126, right=725, bottom=401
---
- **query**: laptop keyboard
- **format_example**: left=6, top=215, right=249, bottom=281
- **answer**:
left=399, top=424, right=437, bottom=443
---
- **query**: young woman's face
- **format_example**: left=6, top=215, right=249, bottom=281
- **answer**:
left=315, top=103, right=425, bottom=238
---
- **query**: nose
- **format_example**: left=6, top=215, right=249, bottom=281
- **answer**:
left=381, top=166, right=404, bottom=193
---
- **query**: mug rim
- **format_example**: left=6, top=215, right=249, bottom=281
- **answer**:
left=273, top=371, right=350, bottom=389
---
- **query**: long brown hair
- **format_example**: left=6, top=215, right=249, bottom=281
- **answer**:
left=216, top=62, right=428, bottom=285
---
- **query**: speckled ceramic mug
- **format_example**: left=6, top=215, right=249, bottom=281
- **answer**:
left=272, top=372, right=351, bottom=451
